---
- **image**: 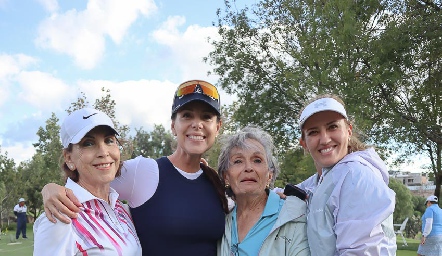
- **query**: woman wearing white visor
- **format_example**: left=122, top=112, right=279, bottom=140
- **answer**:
left=297, top=94, right=396, bottom=255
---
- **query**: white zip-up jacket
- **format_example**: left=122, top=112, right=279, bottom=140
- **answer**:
left=217, top=195, right=310, bottom=256
left=300, top=148, right=396, bottom=256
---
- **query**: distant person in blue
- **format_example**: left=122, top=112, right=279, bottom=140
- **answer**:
left=418, top=195, right=442, bottom=256
left=217, top=126, right=310, bottom=256
left=13, top=198, right=28, bottom=239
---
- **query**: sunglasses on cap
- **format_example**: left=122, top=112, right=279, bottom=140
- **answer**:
left=176, top=80, right=220, bottom=101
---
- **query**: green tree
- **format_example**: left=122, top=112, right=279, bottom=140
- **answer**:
left=207, top=0, right=442, bottom=197
left=412, top=195, right=427, bottom=217
left=388, top=178, right=414, bottom=223
left=131, top=125, right=174, bottom=159
left=276, top=147, right=316, bottom=188
left=93, top=88, right=130, bottom=139
left=0, top=147, right=17, bottom=228
left=33, top=113, right=63, bottom=185
left=16, top=153, right=49, bottom=219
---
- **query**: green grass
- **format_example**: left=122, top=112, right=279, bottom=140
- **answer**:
left=0, top=225, right=34, bottom=256
left=0, top=225, right=422, bottom=255
left=396, top=236, right=421, bottom=256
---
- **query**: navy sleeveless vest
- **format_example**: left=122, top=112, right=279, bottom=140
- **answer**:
left=131, top=157, right=225, bottom=256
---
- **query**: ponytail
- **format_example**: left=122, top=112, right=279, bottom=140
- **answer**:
left=200, top=163, right=229, bottom=214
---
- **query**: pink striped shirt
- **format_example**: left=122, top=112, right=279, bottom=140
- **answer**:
left=33, top=178, right=141, bottom=256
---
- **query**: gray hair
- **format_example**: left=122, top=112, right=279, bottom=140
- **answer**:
left=217, top=126, right=280, bottom=197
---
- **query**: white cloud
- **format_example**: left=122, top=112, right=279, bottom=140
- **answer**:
left=76, top=79, right=176, bottom=130
left=1, top=142, right=36, bottom=164
left=152, top=16, right=220, bottom=81
left=0, top=53, right=37, bottom=79
left=94, top=0, right=157, bottom=43
left=35, top=0, right=157, bottom=69
left=36, top=0, right=59, bottom=13
left=0, top=54, right=38, bottom=108
left=16, top=71, right=72, bottom=110
left=151, top=17, right=237, bottom=106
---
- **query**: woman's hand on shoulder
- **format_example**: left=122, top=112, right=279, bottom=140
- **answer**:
left=42, top=183, right=81, bottom=224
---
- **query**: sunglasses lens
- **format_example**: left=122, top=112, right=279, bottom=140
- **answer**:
left=176, top=85, right=196, bottom=97
left=176, top=81, right=219, bottom=100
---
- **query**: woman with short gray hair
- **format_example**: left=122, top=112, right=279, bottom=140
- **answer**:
left=217, top=126, right=310, bottom=256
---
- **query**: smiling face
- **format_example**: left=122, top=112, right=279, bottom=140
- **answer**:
left=171, top=101, right=221, bottom=157
left=64, top=126, right=120, bottom=190
left=300, top=111, right=352, bottom=169
left=224, top=139, right=273, bottom=198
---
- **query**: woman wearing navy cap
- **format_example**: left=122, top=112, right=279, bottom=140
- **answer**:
left=41, top=80, right=228, bottom=256
left=297, top=94, right=396, bottom=255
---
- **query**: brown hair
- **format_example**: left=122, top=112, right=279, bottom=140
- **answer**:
left=299, top=94, right=369, bottom=153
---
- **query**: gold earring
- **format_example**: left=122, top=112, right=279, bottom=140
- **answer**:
left=225, top=183, right=230, bottom=189
left=266, top=183, right=270, bottom=189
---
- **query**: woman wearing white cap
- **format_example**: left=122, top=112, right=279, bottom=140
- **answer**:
left=296, top=94, right=396, bottom=255
left=33, top=108, right=141, bottom=255
left=41, top=80, right=229, bottom=255
left=418, top=195, right=442, bottom=256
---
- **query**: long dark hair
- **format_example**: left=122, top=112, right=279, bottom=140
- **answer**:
left=201, top=163, right=229, bottom=214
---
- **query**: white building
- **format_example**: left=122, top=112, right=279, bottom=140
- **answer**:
left=389, top=171, right=435, bottom=197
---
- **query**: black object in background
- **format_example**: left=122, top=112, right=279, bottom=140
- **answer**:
left=284, top=184, right=307, bottom=201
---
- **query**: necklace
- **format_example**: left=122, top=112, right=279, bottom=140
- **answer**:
left=99, top=201, right=123, bottom=230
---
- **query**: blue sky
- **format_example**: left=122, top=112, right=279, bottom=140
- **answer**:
left=0, top=0, right=258, bottom=163
left=0, top=0, right=427, bottom=173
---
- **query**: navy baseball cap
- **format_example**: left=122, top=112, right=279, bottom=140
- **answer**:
left=171, top=80, right=221, bottom=115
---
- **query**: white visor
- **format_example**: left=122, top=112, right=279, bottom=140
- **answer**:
left=299, top=97, right=348, bottom=128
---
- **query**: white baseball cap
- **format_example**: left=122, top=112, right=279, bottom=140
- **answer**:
left=426, top=195, right=438, bottom=203
left=299, top=97, right=348, bottom=129
left=18, top=198, right=25, bottom=203
left=60, top=108, right=118, bottom=148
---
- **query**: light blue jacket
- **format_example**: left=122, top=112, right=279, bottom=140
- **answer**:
left=217, top=196, right=310, bottom=256
left=300, top=148, right=396, bottom=256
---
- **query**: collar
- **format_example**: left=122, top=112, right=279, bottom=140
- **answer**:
left=261, top=190, right=281, bottom=217
left=232, top=190, right=282, bottom=223
left=232, top=190, right=282, bottom=216
left=65, top=178, right=120, bottom=208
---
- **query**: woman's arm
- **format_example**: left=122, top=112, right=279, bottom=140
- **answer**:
left=421, top=209, right=434, bottom=245
left=41, top=183, right=81, bottom=224
left=334, top=166, right=395, bottom=255
left=111, top=156, right=159, bottom=208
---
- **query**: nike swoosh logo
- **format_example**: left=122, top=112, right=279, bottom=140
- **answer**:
left=83, top=113, right=98, bottom=119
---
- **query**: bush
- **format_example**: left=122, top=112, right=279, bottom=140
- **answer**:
left=1, top=225, right=15, bottom=232
left=405, top=215, right=421, bottom=239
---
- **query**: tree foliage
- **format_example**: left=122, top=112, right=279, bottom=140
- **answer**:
left=207, top=0, right=442, bottom=197
left=16, top=154, right=48, bottom=219
left=388, top=178, right=414, bottom=223
left=131, top=125, right=174, bottom=159
left=32, top=113, right=63, bottom=185
left=0, top=88, right=180, bottom=221
left=0, top=148, right=16, bottom=228
left=276, top=147, right=316, bottom=188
